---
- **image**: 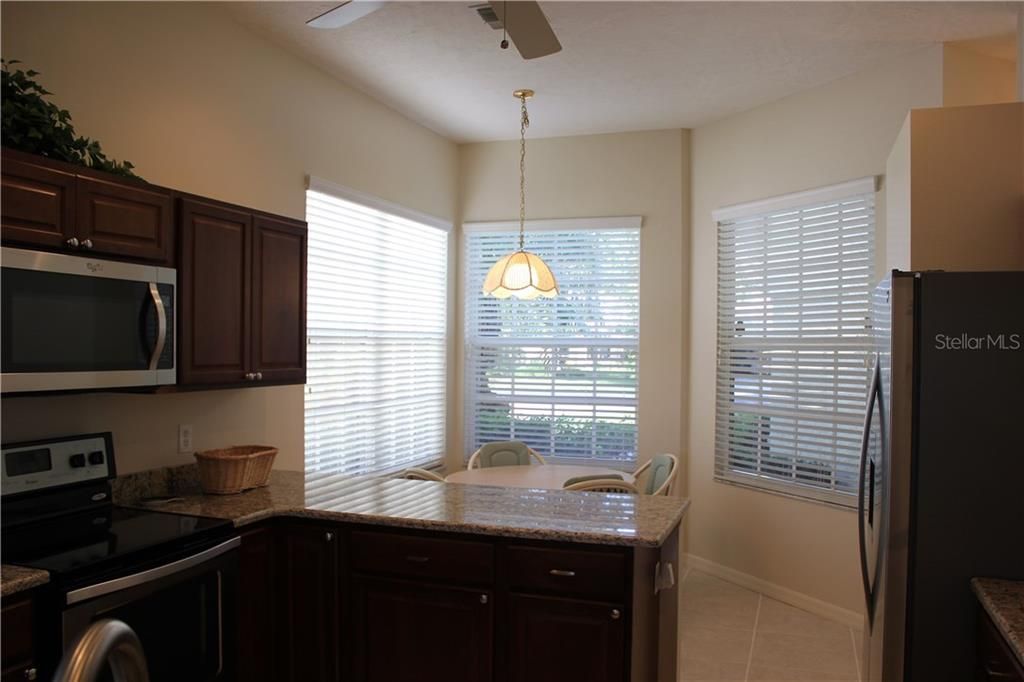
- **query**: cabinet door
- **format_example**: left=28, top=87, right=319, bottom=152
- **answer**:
left=237, top=526, right=279, bottom=682
left=506, top=594, right=625, bottom=682
left=1, top=156, right=76, bottom=250
left=77, top=176, right=174, bottom=264
left=251, top=215, right=307, bottom=384
left=281, top=525, right=339, bottom=682
left=179, top=199, right=252, bottom=385
left=1, top=595, right=35, bottom=682
left=351, top=577, right=492, bottom=682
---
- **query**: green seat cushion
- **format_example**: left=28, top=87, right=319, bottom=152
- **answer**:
left=642, top=454, right=675, bottom=494
left=562, top=473, right=623, bottom=488
left=475, top=440, right=532, bottom=467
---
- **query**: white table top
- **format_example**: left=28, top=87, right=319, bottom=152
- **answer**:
left=446, top=464, right=635, bottom=491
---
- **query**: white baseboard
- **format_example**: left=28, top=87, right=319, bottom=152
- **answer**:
left=682, top=553, right=864, bottom=630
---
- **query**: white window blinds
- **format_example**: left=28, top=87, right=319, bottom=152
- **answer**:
left=713, top=178, right=876, bottom=507
left=464, top=219, right=641, bottom=466
left=305, top=184, right=448, bottom=490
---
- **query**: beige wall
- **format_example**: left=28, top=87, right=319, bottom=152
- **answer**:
left=0, top=2, right=458, bottom=473
left=455, top=130, right=689, bottom=473
left=943, top=43, right=1017, bottom=107
left=688, top=46, right=944, bottom=614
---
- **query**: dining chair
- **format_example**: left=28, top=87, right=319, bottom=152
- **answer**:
left=562, top=473, right=624, bottom=488
left=564, top=479, right=638, bottom=494
left=398, top=467, right=446, bottom=482
left=632, top=453, right=678, bottom=496
left=467, top=440, right=546, bottom=469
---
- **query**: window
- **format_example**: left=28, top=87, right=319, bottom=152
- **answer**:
left=713, top=177, right=876, bottom=507
left=464, top=218, right=641, bottom=466
left=304, top=179, right=448, bottom=491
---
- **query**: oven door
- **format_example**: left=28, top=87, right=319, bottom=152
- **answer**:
left=62, top=537, right=238, bottom=682
left=1, top=247, right=175, bottom=392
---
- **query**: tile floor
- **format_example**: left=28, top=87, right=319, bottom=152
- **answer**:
left=679, top=569, right=863, bottom=681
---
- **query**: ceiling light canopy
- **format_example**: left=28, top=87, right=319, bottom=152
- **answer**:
left=482, top=89, right=558, bottom=300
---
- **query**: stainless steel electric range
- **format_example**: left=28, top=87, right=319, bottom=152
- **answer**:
left=1, top=432, right=238, bottom=681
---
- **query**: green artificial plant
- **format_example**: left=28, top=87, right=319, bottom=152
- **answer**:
left=1, top=58, right=140, bottom=179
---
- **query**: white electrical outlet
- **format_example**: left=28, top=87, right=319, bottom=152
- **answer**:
left=178, top=424, right=194, bottom=453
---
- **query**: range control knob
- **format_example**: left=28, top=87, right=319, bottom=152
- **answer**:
left=88, top=451, right=105, bottom=465
left=69, top=453, right=86, bottom=468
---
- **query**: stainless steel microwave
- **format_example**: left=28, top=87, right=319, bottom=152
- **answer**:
left=1, top=247, right=176, bottom=392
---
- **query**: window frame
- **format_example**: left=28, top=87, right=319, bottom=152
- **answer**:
left=712, top=177, right=878, bottom=508
left=462, top=217, right=643, bottom=469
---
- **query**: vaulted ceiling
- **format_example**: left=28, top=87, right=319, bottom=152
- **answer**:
left=226, top=2, right=1019, bottom=142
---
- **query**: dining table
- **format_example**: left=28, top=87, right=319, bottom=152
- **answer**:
left=445, top=464, right=635, bottom=491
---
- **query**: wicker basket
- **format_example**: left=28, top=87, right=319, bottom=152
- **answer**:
left=194, top=445, right=277, bottom=495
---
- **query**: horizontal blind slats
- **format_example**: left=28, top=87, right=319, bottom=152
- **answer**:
left=715, top=190, right=875, bottom=506
left=465, top=227, right=640, bottom=464
left=305, top=190, right=447, bottom=487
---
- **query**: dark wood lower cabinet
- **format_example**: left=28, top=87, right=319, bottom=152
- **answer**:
left=237, top=526, right=279, bottom=682
left=281, top=524, right=340, bottom=682
left=506, top=593, right=626, bottom=682
left=351, top=576, right=493, bottom=682
left=976, top=606, right=1024, bottom=682
left=1, top=594, right=37, bottom=682
left=235, top=522, right=676, bottom=682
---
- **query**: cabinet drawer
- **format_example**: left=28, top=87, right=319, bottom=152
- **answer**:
left=505, top=545, right=627, bottom=600
left=351, top=530, right=494, bottom=585
left=1, top=597, right=33, bottom=669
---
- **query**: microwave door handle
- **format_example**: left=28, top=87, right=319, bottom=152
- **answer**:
left=147, top=283, right=167, bottom=371
left=858, top=355, right=881, bottom=620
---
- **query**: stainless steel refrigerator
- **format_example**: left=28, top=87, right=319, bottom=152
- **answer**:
left=859, top=270, right=1024, bottom=682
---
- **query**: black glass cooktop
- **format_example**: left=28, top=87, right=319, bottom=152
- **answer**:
left=3, top=506, right=233, bottom=587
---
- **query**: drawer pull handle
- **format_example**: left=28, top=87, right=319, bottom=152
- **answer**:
left=611, top=609, right=621, bottom=620
left=549, top=569, right=576, bottom=577
left=325, top=532, right=334, bottom=542
left=405, top=555, right=430, bottom=563
left=479, top=594, right=488, bottom=605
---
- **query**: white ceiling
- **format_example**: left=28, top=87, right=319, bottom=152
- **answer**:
left=225, top=2, right=1019, bottom=143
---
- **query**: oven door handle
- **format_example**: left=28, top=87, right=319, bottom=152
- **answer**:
left=147, top=283, right=167, bottom=372
left=66, top=537, right=240, bottom=606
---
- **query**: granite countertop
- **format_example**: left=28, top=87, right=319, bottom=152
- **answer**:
left=122, top=469, right=689, bottom=548
left=1, top=564, right=49, bottom=598
left=972, top=578, right=1024, bottom=669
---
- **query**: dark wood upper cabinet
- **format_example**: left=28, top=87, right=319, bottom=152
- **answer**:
left=351, top=576, right=493, bottom=682
left=177, top=197, right=307, bottom=388
left=281, top=525, right=339, bottom=682
left=77, top=176, right=174, bottom=264
left=506, top=593, right=626, bottom=682
left=252, top=215, right=307, bottom=384
left=179, top=198, right=252, bottom=385
left=1, top=155, right=76, bottom=249
left=0, top=149, right=174, bottom=265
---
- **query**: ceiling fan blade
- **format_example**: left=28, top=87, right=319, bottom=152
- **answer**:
left=306, top=1, right=385, bottom=29
left=488, top=1, right=562, bottom=60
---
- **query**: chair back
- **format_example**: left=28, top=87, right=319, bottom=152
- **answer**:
left=564, top=479, right=638, bottom=494
left=468, top=441, right=543, bottom=469
left=639, top=453, right=677, bottom=495
left=399, top=467, right=445, bottom=482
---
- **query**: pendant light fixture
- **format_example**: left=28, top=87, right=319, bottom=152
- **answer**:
left=482, top=89, right=559, bottom=300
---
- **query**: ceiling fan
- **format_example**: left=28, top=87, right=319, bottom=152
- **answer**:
left=306, top=1, right=562, bottom=60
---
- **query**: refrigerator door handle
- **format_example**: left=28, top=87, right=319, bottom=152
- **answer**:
left=858, top=354, right=881, bottom=622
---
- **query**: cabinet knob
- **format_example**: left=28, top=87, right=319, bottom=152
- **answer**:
left=81, top=239, right=93, bottom=249
left=325, top=531, right=334, bottom=542
left=479, top=594, right=488, bottom=605
left=244, top=373, right=255, bottom=381
left=255, top=372, right=263, bottom=381
left=23, top=668, right=37, bottom=681
left=65, top=237, right=79, bottom=248
left=610, top=609, right=621, bottom=620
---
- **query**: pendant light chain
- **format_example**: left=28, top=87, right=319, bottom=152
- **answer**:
left=518, top=92, right=529, bottom=250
